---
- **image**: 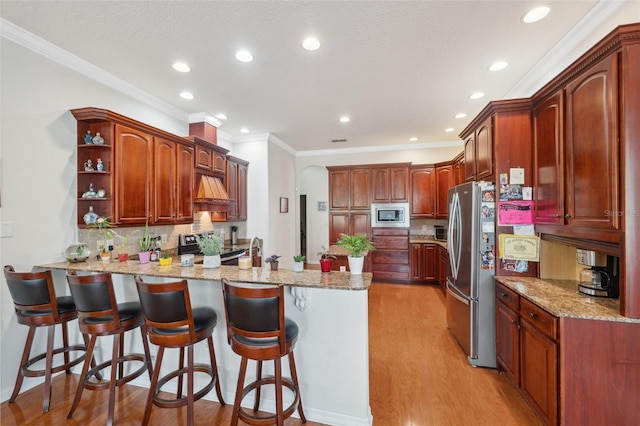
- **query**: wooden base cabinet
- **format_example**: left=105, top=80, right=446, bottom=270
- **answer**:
left=371, top=228, right=409, bottom=281
left=436, top=245, right=448, bottom=292
left=410, top=243, right=437, bottom=283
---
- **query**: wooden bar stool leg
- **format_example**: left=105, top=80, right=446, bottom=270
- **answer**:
left=10, top=326, right=36, bottom=403
left=207, top=336, right=225, bottom=405
left=117, top=332, right=125, bottom=381
left=253, top=360, right=263, bottom=412
left=274, top=358, right=284, bottom=426
left=288, top=352, right=306, bottom=422
left=143, top=346, right=164, bottom=426
left=107, top=333, right=121, bottom=426
left=62, top=320, right=72, bottom=374
left=140, top=325, right=153, bottom=380
left=177, top=347, right=185, bottom=399
left=42, top=325, right=55, bottom=413
left=232, top=357, right=249, bottom=426
left=187, top=345, right=195, bottom=426
left=68, top=334, right=97, bottom=419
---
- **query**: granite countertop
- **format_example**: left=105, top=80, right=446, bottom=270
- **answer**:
left=37, top=260, right=372, bottom=291
left=495, top=276, right=639, bottom=323
left=409, top=236, right=447, bottom=249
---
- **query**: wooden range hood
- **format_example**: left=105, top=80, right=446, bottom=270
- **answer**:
left=194, top=175, right=233, bottom=211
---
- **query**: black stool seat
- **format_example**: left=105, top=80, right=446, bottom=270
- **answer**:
left=222, top=278, right=306, bottom=426
left=135, top=277, right=225, bottom=426
left=3, top=266, right=87, bottom=413
left=82, top=301, right=142, bottom=325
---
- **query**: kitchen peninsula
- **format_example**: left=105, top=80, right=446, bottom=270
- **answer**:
left=38, top=260, right=374, bottom=426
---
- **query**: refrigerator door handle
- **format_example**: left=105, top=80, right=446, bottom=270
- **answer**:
left=448, top=192, right=461, bottom=280
left=447, top=281, right=469, bottom=305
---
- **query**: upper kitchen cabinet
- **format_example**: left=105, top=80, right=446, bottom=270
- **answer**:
left=226, top=156, right=249, bottom=221
left=460, top=99, right=532, bottom=186
left=435, top=163, right=453, bottom=219
left=371, top=164, right=410, bottom=203
left=328, top=166, right=371, bottom=210
left=410, top=165, right=435, bottom=218
left=452, top=152, right=465, bottom=186
left=71, top=108, right=195, bottom=227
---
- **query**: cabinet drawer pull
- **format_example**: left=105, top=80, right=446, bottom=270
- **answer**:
left=500, top=292, right=508, bottom=298
left=529, top=312, right=536, bottom=318
left=564, top=214, right=572, bottom=219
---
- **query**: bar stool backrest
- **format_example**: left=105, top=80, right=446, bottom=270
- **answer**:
left=221, top=279, right=286, bottom=355
left=66, top=271, right=121, bottom=334
left=134, top=278, right=196, bottom=346
left=4, top=266, right=59, bottom=322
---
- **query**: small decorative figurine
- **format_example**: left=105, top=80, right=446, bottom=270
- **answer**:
left=92, top=132, right=104, bottom=145
left=81, top=183, right=97, bottom=198
left=84, top=159, right=94, bottom=171
left=84, top=130, right=93, bottom=144
left=97, top=189, right=106, bottom=198
left=96, top=158, right=104, bottom=172
left=83, top=206, right=98, bottom=225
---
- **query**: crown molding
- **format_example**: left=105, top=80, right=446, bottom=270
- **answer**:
left=188, top=112, right=222, bottom=128
left=295, top=140, right=463, bottom=158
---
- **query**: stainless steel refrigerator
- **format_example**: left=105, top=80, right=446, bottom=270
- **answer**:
left=446, top=181, right=496, bottom=368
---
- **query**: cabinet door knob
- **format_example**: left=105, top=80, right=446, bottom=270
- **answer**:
left=511, top=319, right=516, bottom=324
left=564, top=214, right=572, bottom=219
left=500, top=292, right=507, bottom=297
left=554, top=214, right=562, bottom=218
left=529, top=312, right=536, bottom=318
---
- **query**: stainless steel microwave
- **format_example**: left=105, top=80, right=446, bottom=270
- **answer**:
left=371, top=202, right=410, bottom=228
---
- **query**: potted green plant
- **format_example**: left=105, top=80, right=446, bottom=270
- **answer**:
left=293, top=254, right=305, bottom=272
left=88, top=216, right=119, bottom=261
left=115, top=230, right=137, bottom=262
left=138, top=221, right=154, bottom=264
left=196, top=233, right=223, bottom=268
left=265, top=254, right=281, bottom=271
left=317, top=246, right=336, bottom=273
left=159, top=251, right=173, bottom=266
left=336, top=233, right=375, bottom=275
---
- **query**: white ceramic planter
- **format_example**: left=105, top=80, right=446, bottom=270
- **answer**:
left=203, top=254, right=221, bottom=269
left=347, top=256, right=364, bottom=275
left=293, top=261, right=304, bottom=272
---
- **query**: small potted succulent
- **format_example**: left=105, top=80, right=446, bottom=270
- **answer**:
left=317, top=246, right=336, bottom=273
left=336, top=234, right=375, bottom=275
left=196, top=233, right=223, bottom=269
left=158, top=251, right=173, bottom=266
left=292, top=254, right=305, bottom=272
left=265, top=254, right=281, bottom=271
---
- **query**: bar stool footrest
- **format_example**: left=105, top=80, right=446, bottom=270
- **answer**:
left=153, top=364, right=216, bottom=409
left=83, top=353, right=148, bottom=391
left=22, top=344, right=87, bottom=377
left=238, top=376, right=300, bottom=425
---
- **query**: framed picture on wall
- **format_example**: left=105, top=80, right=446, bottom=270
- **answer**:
left=280, top=197, right=289, bottom=213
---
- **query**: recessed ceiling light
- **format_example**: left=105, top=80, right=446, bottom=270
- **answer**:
left=215, top=113, right=228, bottom=120
left=409, top=137, right=418, bottom=142
left=523, top=6, right=550, bottom=23
left=240, top=128, right=250, bottom=133
left=302, top=37, right=321, bottom=51
left=235, top=50, right=253, bottom=62
left=172, top=62, right=191, bottom=73
left=339, top=116, right=350, bottom=123
left=489, top=61, right=508, bottom=71
left=469, top=92, right=485, bottom=100
left=179, top=91, right=195, bottom=100
left=445, top=128, right=455, bottom=133
left=454, top=113, right=467, bottom=119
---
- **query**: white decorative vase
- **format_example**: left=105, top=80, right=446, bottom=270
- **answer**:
left=293, top=261, right=304, bottom=272
left=347, top=256, right=364, bottom=275
left=203, top=254, right=221, bottom=269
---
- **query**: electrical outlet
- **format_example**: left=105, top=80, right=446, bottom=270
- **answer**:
left=160, top=234, right=168, bottom=243
left=422, top=225, right=428, bottom=231
left=97, top=239, right=114, bottom=251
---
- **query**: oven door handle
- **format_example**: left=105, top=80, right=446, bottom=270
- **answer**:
left=221, top=251, right=246, bottom=261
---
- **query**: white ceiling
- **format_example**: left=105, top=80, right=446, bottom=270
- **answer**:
left=0, top=1, right=634, bottom=152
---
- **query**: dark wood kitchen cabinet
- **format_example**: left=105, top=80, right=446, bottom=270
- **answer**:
left=371, top=164, right=410, bottom=203
left=410, top=243, right=437, bottom=282
left=436, top=245, right=448, bottom=291
left=329, top=212, right=370, bottom=244
left=328, top=167, right=371, bottom=210
left=72, top=107, right=195, bottom=227
left=496, top=282, right=558, bottom=426
left=371, top=228, right=410, bottom=281
left=463, top=117, right=493, bottom=182
left=435, top=164, right=453, bottom=219
left=226, top=156, right=249, bottom=221
left=410, top=165, right=435, bottom=218
left=452, top=152, right=465, bottom=186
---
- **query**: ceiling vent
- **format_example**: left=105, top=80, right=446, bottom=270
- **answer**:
left=331, top=138, right=348, bottom=143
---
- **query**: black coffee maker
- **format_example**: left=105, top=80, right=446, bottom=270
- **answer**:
left=577, top=249, right=619, bottom=298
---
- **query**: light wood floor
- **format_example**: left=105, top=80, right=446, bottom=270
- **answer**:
left=1, top=282, right=542, bottom=425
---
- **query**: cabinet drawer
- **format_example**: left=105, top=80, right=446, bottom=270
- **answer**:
left=520, top=298, right=558, bottom=340
left=496, top=282, right=519, bottom=312
left=372, top=250, right=409, bottom=264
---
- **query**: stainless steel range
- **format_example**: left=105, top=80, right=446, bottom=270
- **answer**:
left=178, top=234, right=246, bottom=265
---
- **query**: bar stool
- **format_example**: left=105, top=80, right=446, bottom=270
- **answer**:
left=134, top=276, right=225, bottom=426
left=221, top=278, right=306, bottom=426
left=3, top=265, right=87, bottom=413
left=65, top=271, right=152, bottom=425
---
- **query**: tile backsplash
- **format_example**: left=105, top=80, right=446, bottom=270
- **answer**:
left=409, top=218, right=448, bottom=237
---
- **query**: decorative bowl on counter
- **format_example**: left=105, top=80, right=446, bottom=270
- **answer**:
left=65, top=243, right=91, bottom=263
